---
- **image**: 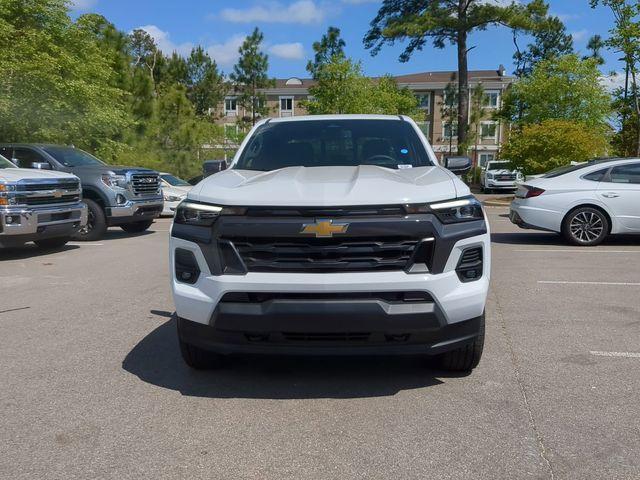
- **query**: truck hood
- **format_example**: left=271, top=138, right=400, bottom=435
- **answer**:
left=0, top=167, right=78, bottom=182
left=487, top=169, right=517, bottom=175
left=190, top=165, right=465, bottom=207
left=69, top=165, right=157, bottom=174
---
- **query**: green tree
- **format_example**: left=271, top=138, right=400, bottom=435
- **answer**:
left=130, top=28, right=161, bottom=92
left=466, top=84, right=486, bottom=178
left=304, top=56, right=418, bottom=116
left=0, top=0, right=130, bottom=152
left=500, top=55, right=611, bottom=128
left=514, top=15, right=574, bottom=78
left=162, top=52, right=189, bottom=87
left=502, top=120, right=609, bottom=175
left=364, top=0, right=548, bottom=153
left=186, top=46, right=224, bottom=117
left=584, top=34, right=606, bottom=65
left=440, top=82, right=458, bottom=156
left=591, top=0, right=640, bottom=155
left=230, top=28, right=274, bottom=126
left=306, top=26, right=346, bottom=79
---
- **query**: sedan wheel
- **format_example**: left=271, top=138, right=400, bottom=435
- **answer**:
left=562, top=207, right=609, bottom=246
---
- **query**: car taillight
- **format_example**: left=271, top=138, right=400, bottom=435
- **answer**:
left=524, top=186, right=545, bottom=198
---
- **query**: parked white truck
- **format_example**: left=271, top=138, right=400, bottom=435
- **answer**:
left=0, top=154, right=87, bottom=249
left=170, top=115, right=491, bottom=372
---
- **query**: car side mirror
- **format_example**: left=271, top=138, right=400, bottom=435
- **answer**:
left=444, top=156, right=472, bottom=175
left=203, top=160, right=227, bottom=176
left=31, top=162, right=51, bottom=170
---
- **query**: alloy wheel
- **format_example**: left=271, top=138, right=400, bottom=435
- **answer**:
left=569, top=211, right=604, bottom=243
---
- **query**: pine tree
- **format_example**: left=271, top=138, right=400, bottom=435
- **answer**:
left=307, top=26, right=346, bottom=79
left=230, top=28, right=274, bottom=126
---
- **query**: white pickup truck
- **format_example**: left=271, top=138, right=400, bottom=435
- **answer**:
left=0, top=154, right=87, bottom=249
left=170, top=115, right=490, bottom=372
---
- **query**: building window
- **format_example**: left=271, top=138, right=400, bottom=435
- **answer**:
left=481, top=121, right=498, bottom=140
left=415, top=93, right=431, bottom=112
left=224, top=97, right=238, bottom=116
left=279, top=96, right=294, bottom=117
left=416, top=121, right=431, bottom=138
left=483, top=91, right=500, bottom=109
left=443, top=122, right=458, bottom=140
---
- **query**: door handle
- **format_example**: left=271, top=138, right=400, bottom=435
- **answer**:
left=601, top=192, right=620, bottom=198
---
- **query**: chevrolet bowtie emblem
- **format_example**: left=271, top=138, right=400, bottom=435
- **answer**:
left=300, top=219, right=349, bottom=238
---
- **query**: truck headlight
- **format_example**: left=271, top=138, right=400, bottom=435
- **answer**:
left=174, top=201, right=245, bottom=226
left=486, top=172, right=494, bottom=179
left=406, top=197, right=484, bottom=224
left=101, top=173, right=127, bottom=190
left=430, top=197, right=484, bottom=224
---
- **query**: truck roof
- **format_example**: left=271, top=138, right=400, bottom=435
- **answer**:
left=265, top=114, right=407, bottom=124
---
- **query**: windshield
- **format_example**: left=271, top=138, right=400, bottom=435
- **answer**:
left=234, top=119, right=434, bottom=171
left=0, top=154, right=15, bottom=169
left=161, top=174, right=190, bottom=186
left=43, top=146, right=106, bottom=167
left=487, top=161, right=510, bottom=171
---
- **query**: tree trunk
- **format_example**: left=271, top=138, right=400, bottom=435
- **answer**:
left=456, top=16, right=469, bottom=155
left=630, top=66, right=640, bottom=157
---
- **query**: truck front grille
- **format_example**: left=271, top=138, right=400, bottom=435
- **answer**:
left=495, top=174, right=516, bottom=181
left=131, top=174, right=160, bottom=195
left=14, top=180, right=81, bottom=206
left=230, top=236, right=419, bottom=273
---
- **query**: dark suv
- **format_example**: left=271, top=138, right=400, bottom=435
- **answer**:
left=0, top=144, right=163, bottom=241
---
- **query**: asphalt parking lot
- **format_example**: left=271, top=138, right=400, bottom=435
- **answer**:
left=1, top=210, right=639, bottom=480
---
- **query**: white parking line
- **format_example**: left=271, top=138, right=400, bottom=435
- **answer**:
left=538, top=281, right=640, bottom=286
left=515, top=249, right=640, bottom=253
left=67, top=243, right=104, bottom=246
left=590, top=351, right=640, bottom=358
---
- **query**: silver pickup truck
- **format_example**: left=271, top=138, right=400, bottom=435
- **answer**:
left=0, top=154, right=87, bottom=249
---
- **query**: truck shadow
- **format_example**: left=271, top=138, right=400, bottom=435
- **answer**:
left=122, top=314, right=459, bottom=400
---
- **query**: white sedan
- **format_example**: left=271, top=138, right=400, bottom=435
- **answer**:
left=510, top=158, right=640, bottom=246
left=160, top=173, right=192, bottom=216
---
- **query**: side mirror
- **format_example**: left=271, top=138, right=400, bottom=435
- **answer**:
left=31, top=162, right=51, bottom=170
left=203, top=160, right=227, bottom=177
left=444, top=156, right=472, bottom=175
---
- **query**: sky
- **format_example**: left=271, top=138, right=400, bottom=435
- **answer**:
left=69, top=0, right=624, bottom=85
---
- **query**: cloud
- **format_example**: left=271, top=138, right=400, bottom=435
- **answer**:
left=207, top=35, right=246, bottom=68
left=69, top=0, right=98, bottom=11
left=138, top=25, right=194, bottom=56
left=601, top=72, right=626, bottom=92
left=552, top=12, right=581, bottom=22
left=269, top=42, right=304, bottom=60
left=571, top=29, right=589, bottom=43
left=220, top=0, right=324, bottom=24
left=342, top=0, right=379, bottom=3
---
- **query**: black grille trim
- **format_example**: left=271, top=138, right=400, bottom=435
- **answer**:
left=245, top=206, right=405, bottom=217
left=17, top=181, right=80, bottom=192
left=17, top=194, right=80, bottom=206
left=230, top=236, right=420, bottom=273
left=220, top=291, right=434, bottom=303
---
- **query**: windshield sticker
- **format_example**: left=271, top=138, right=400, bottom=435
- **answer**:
left=400, top=148, right=409, bottom=154
left=398, top=164, right=413, bottom=169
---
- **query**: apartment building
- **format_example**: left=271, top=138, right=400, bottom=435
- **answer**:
left=216, top=66, right=514, bottom=165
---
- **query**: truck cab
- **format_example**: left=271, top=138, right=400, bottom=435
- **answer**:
left=0, top=154, right=87, bottom=249
left=0, top=144, right=163, bottom=241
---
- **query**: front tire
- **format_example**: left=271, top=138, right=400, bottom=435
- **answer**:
left=73, top=198, right=107, bottom=241
left=177, top=318, right=225, bottom=370
left=438, top=313, right=485, bottom=372
left=562, top=207, right=609, bottom=246
left=120, top=220, right=154, bottom=233
left=34, top=237, right=70, bottom=250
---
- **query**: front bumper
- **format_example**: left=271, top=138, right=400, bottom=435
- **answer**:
left=107, top=196, right=163, bottom=224
left=0, top=202, right=87, bottom=246
left=485, top=179, right=519, bottom=190
left=170, top=229, right=490, bottom=355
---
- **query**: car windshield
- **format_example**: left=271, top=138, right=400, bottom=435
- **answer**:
left=487, top=161, right=510, bottom=171
left=161, top=174, right=190, bottom=186
left=0, top=154, right=15, bottom=169
left=42, top=146, right=106, bottom=167
left=234, top=119, right=434, bottom=171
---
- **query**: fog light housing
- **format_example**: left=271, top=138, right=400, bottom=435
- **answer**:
left=4, top=215, right=21, bottom=225
left=116, top=194, right=127, bottom=205
left=456, top=247, right=483, bottom=283
left=175, top=248, right=200, bottom=284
